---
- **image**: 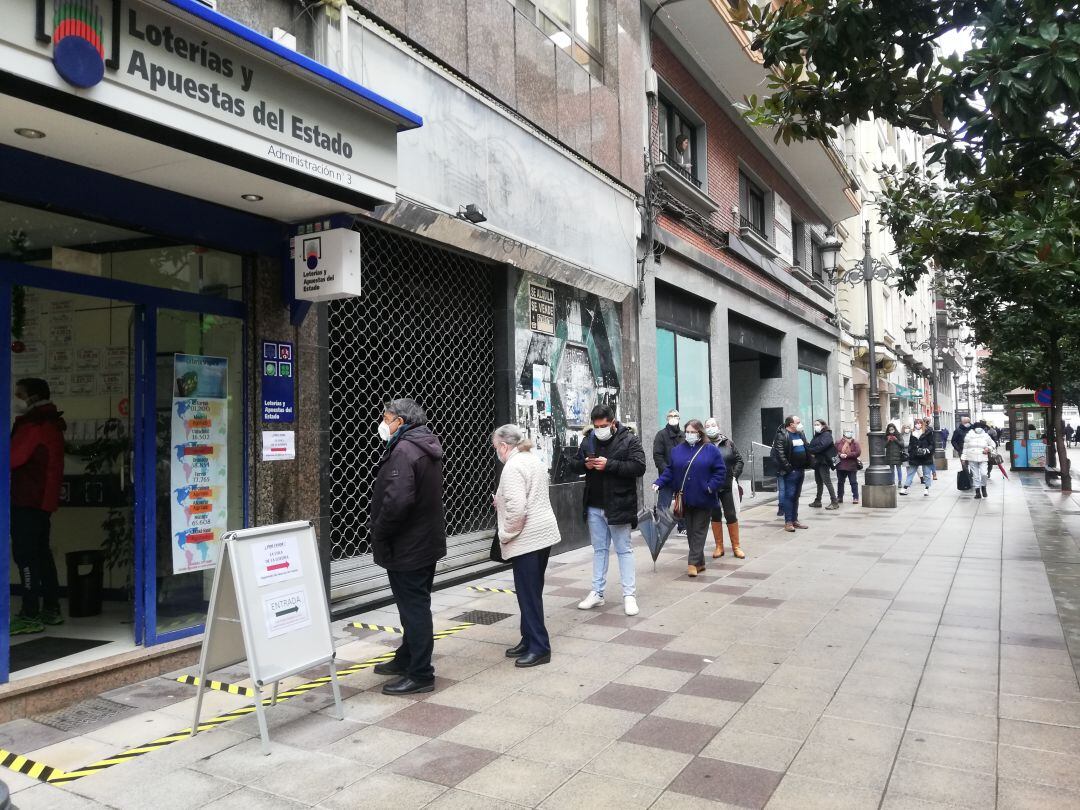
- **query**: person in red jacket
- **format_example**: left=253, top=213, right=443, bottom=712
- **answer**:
left=10, top=378, right=66, bottom=635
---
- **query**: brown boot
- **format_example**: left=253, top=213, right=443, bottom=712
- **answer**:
left=728, top=522, right=745, bottom=559
left=711, top=521, right=725, bottom=558
left=687, top=564, right=698, bottom=577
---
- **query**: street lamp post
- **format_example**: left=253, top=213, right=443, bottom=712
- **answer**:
left=820, top=221, right=897, bottom=509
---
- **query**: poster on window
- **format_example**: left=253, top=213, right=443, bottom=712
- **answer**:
left=170, top=354, right=229, bottom=575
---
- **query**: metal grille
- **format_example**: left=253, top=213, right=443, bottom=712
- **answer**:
left=450, top=610, right=514, bottom=626
left=327, top=226, right=498, bottom=563
left=33, top=697, right=136, bottom=733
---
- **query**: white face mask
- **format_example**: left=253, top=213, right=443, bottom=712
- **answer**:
left=685, top=432, right=700, bottom=445
left=12, top=397, right=28, bottom=416
left=814, top=424, right=823, bottom=434
left=962, top=421, right=970, bottom=427
left=705, top=426, right=720, bottom=439
left=843, top=431, right=853, bottom=438
left=593, top=426, right=612, bottom=442
left=974, top=427, right=984, bottom=434
left=377, top=419, right=399, bottom=442
left=667, top=417, right=680, bottom=427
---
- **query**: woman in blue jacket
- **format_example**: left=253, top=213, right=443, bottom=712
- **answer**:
left=654, top=419, right=726, bottom=577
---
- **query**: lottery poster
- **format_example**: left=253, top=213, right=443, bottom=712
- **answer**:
left=170, top=354, right=229, bottom=575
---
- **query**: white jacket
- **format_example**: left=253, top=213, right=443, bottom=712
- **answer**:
left=495, top=450, right=561, bottom=559
left=962, top=429, right=996, bottom=463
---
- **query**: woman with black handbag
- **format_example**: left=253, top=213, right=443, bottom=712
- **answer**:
left=808, top=419, right=840, bottom=510
left=653, top=420, right=726, bottom=577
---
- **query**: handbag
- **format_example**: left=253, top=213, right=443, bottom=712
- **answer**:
left=856, top=459, right=864, bottom=470
left=989, top=452, right=1004, bottom=466
left=672, top=445, right=706, bottom=520
left=489, top=533, right=504, bottom=563
left=829, top=453, right=841, bottom=468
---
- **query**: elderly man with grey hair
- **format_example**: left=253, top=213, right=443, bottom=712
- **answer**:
left=368, top=398, right=447, bottom=696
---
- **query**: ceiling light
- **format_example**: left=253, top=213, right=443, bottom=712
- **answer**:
left=14, top=128, right=46, bottom=139
left=241, top=193, right=264, bottom=202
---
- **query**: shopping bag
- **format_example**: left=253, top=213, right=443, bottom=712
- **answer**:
left=956, top=467, right=972, bottom=491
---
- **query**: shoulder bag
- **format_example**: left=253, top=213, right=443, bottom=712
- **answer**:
left=672, top=445, right=706, bottom=520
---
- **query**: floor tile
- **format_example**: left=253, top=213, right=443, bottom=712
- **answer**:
left=541, top=771, right=661, bottom=809
left=1000, top=718, right=1080, bottom=755
left=615, top=664, right=696, bottom=692
left=642, top=649, right=713, bottom=672
left=439, top=712, right=543, bottom=753
left=996, top=778, right=1080, bottom=809
left=552, top=702, right=644, bottom=738
left=898, top=730, right=997, bottom=775
left=584, top=740, right=693, bottom=788
left=378, top=702, right=474, bottom=737
left=0, top=718, right=72, bottom=752
left=610, top=630, right=677, bottom=649
left=998, top=743, right=1080, bottom=791
left=509, top=725, right=612, bottom=767
left=679, top=674, right=761, bottom=702
left=701, top=727, right=802, bottom=772
left=323, top=724, right=429, bottom=768
left=621, top=714, right=719, bottom=755
left=457, top=754, right=574, bottom=805
left=585, top=682, right=670, bottom=714
left=766, top=773, right=882, bottom=809
left=885, top=759, right=997, bottom=807
left=387, top=739, right=499, bottom=788
left=652, top=693, right=742, bottom=727
left=318, top=770, right=446, bottom=809
left=668, top=756, right=783, bottom=808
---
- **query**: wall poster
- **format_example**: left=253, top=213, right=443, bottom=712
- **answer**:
left=170, top=354, right=229, bottom=575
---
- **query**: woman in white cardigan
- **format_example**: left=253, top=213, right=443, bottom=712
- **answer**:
left=962, top=424, right=997, bottom=499
left=492, top=424, right=562, bottom=668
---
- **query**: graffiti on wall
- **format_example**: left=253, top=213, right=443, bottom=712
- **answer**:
left=514, top=274, right=622, bottom=483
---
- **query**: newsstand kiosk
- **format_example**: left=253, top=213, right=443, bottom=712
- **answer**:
left=1005, top=390, right=1049, bottom=471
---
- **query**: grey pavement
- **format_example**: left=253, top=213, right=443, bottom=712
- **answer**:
left=6, top=461, right=1080, bottom=808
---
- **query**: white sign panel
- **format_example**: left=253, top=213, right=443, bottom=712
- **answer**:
left=0, top=0, right=410, bottom=201
left=293, top=227, right=362, bottom=301
left=263, top=587, right=312, bottom=639
left=251, top=535, right=303, bottom=586
left=261, top=430, right=296, bottom=461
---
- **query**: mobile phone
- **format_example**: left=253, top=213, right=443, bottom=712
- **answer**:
left=586, top=454, right=597, bottom=460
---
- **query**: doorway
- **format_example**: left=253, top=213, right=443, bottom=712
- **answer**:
left=3, top=201, right=246, bottom=682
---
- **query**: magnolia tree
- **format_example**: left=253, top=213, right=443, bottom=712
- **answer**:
left=740, top=0, right=1080, bottom=489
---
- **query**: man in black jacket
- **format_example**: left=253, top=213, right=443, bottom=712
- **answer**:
left=771, top=415, right=811, bottom=532
left=952, top=416, right=973, bottom=462
left=572, top=404, right=647, bottom=616
left=368, top=398, right=447, bottom=696
left=652, top=409, right=684, bottom=528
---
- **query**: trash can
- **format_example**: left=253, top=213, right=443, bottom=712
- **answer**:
left=66, top=550, right=104, bottom=618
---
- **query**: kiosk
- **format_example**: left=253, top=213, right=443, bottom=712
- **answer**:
left=1005, top=389, right=1049, bottom=471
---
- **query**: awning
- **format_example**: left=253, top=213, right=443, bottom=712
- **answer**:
left=0, top=0, right=422, bottom=218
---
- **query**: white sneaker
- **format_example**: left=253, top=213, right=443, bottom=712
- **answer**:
left=577, top=591, right=605, bottom=610
left=624, top=596, right=639, bottom=616
left=899, top=487, right=908, bottom=496
left=923, top=489, right=930, bottom=497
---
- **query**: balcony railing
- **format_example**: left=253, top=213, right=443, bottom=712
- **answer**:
left=740, top=215, right=767, bottom=241
left=659, top=149, right=702, bottom=188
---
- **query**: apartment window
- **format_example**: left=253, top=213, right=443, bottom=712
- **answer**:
left=658, top=95, right=701, bottom=187
left=810, top=234, right=824, bottom=282
left=517, top=0, right=603, bottom=80
left=792, top=219, right=806, bottom=268
left=740, top=172, right=767, bottom=237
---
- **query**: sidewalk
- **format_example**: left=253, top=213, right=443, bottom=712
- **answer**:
left=4, top=464, right=1080, bottom=809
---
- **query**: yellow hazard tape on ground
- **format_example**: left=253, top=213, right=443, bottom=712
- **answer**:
left=467, top=585, right=516, bottom=594
left=351, top=622, right=404, bottom=634
left=175, top=674, right=255, bottom=697
left=29, top=622, right=475, bottom=786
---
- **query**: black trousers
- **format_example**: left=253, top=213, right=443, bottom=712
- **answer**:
left=387, top=564, right=437, bottom=682
left=511, top=546, right=551, bottom=655
left=814, top=466, right=837, bottom=502
left=710, top=489, right=738, bottom=524
left=12, top=506, right=60, bottom=617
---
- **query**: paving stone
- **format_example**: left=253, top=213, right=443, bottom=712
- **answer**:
left=457, top=754, right=574, bottom=805
left=885, top=760, right=996, bottom=807
left=323, top=724, right=429, bottom=768
left=998, top=743, right=1080, bottom=791
left=509, top=725, right=611, bottom=767
left=766, top=773, right=882, bottom=809
left=584, top=739, right=693, bottom=788
left=621, top=714, right=719, bottom=755
left=668, top=756, right=783, bottom=807
left=440, top=712, right=544, bottom=753
left=898, top=730, right=997, bottom=775
left=0, top=718, right=73, bottom=752
left=999, top=717, right=1080, bottom=755
left=642, top=649, right=713, bottom=672
left=701, top=727, right=802, bottom=772
left=724, top=704, right=820, bottom=741
left=378, top=701, right=474, bottom=737
left=652, top=693, right=742, bottom=727
left=6, top=784, right=113, bottom=810
left=610, top=629, right=678, bottom=649
left=387, top=739, right=500, bottom=788
left=423, top=789, right=524, bottom=810
left=679, top=674, right=761, bottom=702
left=585, top=682, right=670, bottom=714
left=317, top=770, right=447, bottom=809
left=996, top=778, right=1080, bottom=810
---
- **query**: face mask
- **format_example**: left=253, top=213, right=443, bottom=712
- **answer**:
left=593, top=426, right=612, bottom=442
left=974, top=427, right=984, bottom=434
left=793, top=422, right=802, bottom=431
left=814, top=425, right=823, bottom=434
left=962, top=421, right=970, bottom=427
left=12, top=397, right=28, bottom=416
left=843, top=431, right=853, bottom=438
left=667, top=417, right=680, bottom=427
left=377, top=420, right=398, bottom=442
left=903, top=428, right=911, bottom=434
left=685, top=432, right=700, bottom=445
left=705, top=427, right=720, bottom=439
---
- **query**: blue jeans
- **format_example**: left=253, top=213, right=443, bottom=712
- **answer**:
left=586, top=507, right=636, bottom=598
left=780, top=469, right=805, bottom=523
left=904, top=463, right=934, bottom=489
left=891, top=464, right=903, bottom=485
left=837, top=469, right=859, bottom=500
left=776, top=473, right=786, bottom=513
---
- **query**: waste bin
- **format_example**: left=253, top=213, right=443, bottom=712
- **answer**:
left=66, top=550, right=104, bottom=618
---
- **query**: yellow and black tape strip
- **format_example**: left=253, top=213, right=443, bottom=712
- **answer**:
left=351, top=622, right=404, bottom=634
left=175, top=674, right=255, bottom=697
left=0, top=749, right=65, bottom=783
left=467, top=585, right=516, bottom=594
left=42, top=622, right=475, bottom=785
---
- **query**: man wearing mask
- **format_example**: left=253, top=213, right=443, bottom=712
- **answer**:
left=10, top=378, right=66, bottom=636
left=652, top=409, right=683, bottom=525
left=952, top=416, right=974, bottom=463
left=368, top=398, right=447, bottom=695
left=771, top=415, right=811, bottom=532
left=574, top=404, right=647, bottom=616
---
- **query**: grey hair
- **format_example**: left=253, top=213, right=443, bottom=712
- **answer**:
left=384, top=398, right=427, bottom=426
left=491, top=424, right=534, bottom=452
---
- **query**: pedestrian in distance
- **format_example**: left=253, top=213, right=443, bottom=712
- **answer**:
left=952, top=415, right=974, bottom=464
left=1065, top=423, right=1074, bottom=447
left=654, top=420, right=726, bottom=577
left=901, top=417, right=935, bottom=496
left=884, top=423, right=906, bottom=487
left=808, top=419, right=840, bottom=510
left=835, top=428, right=861, bottom=504
left=491, top=424, right=560, bottom=668
left=653, top=409, right=684, bottom=532
left=963, top=423, right=996, bottom=499
left=368, top=398, right=447, bottom=696
left=771, top=415, right=812, bottom=532
left=704, top=418, right=745, bottom=559
left=900, top=423, right=917, bottom=484
left=939, top=425, right=950, bottom=452
left=573, top=404, right=647, bottom=616
left=10, top=378, right=66, bottom=636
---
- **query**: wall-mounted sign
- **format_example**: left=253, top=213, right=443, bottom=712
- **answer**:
left=261, top=431, right=296, bottom=461
left=261, top=341, right=295, bottom=422
left=529, top=284, right=555, bottom=335
left=292, top=227, right=362, bottom=302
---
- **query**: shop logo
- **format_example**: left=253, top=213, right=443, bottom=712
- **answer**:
left=51, top=0, right=107, bottom=88
left=303, top=237, right=322, bottom=271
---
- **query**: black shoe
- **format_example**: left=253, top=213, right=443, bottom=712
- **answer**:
left=506, top=640, right=528, bottom=658
left=809, top=501, right=822, bottom=508
left=981, top=486, right=988, bottom=497
left=974, top=490, right=982, bottom=500
left=515, top=652, right=551, bottom=668
left=382, top=676, right=435, bottom=695
left=373, top=661, right=407, bottom=676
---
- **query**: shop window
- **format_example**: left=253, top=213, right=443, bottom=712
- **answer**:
left=740, top=172, right=768, bottom=238
left=517, top=0, right=603, bottom=80
left=797, top=367, right=829, bottom=428
left=657, top=327, right=711, bottom=423
left=658, top=95, right=702, bottom=188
